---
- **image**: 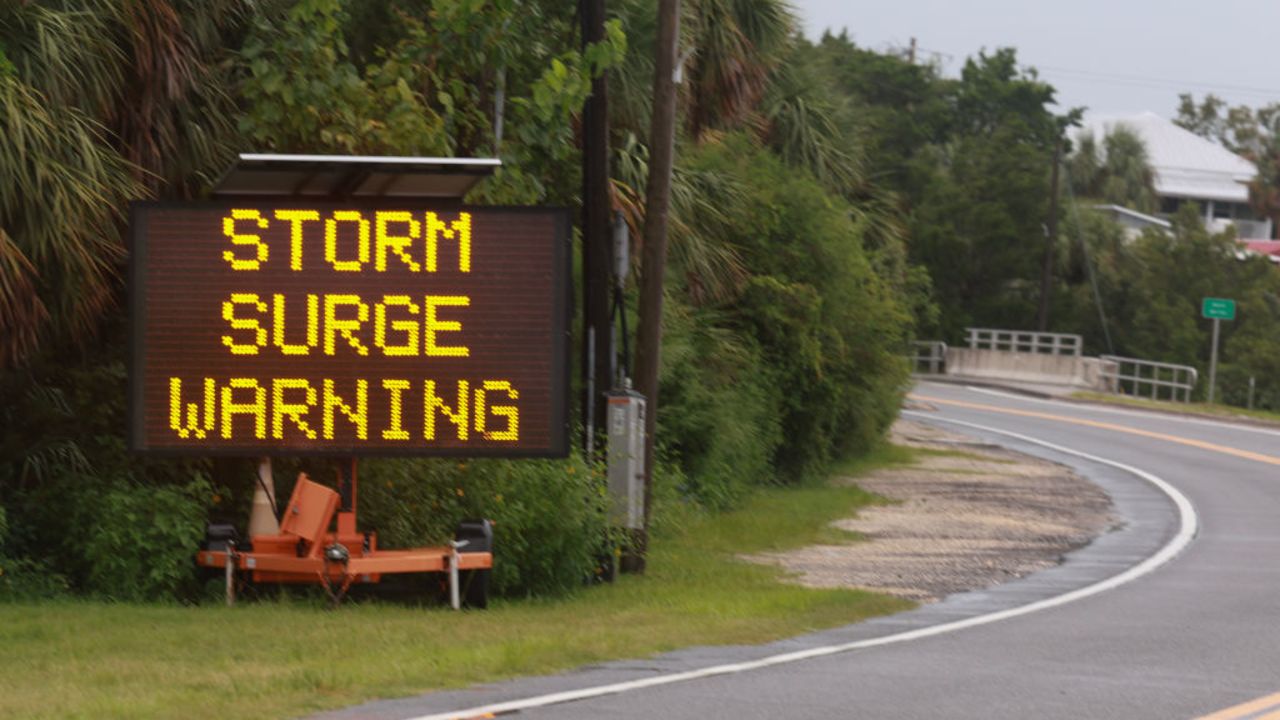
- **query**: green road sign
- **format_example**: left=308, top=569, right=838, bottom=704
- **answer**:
left=1202, top=297, right=1236, bottom=321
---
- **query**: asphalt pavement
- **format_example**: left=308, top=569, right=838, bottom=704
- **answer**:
left=315, top=381, right=1280, bottom=720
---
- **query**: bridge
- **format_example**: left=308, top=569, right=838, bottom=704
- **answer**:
left=912, top=327, right=1198, bottom=402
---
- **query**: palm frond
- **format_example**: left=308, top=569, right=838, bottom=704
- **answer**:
left=685, top=0, right=796, bottom=138
left=0, top=76, right=140, bottom=366
left=0, top=2, right=124, bottom=111
left=614, top=133, right=749, bottom=303
left=0, top=229, right=48, bottom=368
left=761, top=73, right=861, bottom=194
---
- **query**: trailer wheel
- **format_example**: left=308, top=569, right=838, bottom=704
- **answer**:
left=454, top=519, right=494, bottom=610
left=459, top=568, right=490, bottom=609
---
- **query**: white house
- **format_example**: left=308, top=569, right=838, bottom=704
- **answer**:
left=1079, top=112, right=1272, bottom=240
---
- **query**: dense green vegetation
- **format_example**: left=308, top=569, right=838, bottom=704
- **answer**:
left=1050, top=204, right=1280, bottom=409
left=3, top=1, right=1279, bottom=605
left=0, top=1, right=921, bottom=602
left=804, top=33, right=1280, bottom=410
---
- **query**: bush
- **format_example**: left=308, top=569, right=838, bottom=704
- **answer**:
left=0, top=504, right=69, bottom=601
left=659, top=136, right=913, bottom=484
left=0, top=345, right=216, bottom=601
left=356, top=451, right=609, bottom=597
left=81, top=478, right=213, bottom=601
left=657, top=304, right=782, bottom=508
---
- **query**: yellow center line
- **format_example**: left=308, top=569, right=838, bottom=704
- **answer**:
left=910, top=394, right=1280, bottom=468
left=1192, top=690, right=1280, bottom=719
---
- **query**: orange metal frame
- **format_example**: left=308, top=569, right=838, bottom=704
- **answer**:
left=195, top=466, right=491, bottom=600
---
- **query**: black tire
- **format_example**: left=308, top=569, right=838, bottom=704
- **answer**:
left=459, top=568, right=490, bottom=609
left=454, top=519, right=494, bottom=610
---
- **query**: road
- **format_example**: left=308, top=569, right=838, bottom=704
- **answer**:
left=319, top=381, right=1280, bottom=720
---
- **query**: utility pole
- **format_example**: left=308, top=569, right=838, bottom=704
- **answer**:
left=1037, top=137, right=1062, bottom=332
left=581, top=0, right=613, bottom=456
left=630, top=0, right=680, bottom=573
left=908, top=36, right=917, bottom=64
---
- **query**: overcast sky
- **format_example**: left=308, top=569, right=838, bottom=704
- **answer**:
left=791, top=0, right=1280, bottom=119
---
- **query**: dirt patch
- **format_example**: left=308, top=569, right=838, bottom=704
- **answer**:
left=745, top=418, right=1117, bottom=602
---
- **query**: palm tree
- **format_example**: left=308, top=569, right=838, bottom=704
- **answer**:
left=1067, top=125, right=1156, bottom=213
left=1100, top=125, right=1157, bottom=214
left=0, top=1, right=244, bottom=367
left=682, top=0, right=793, bottom=139
left=0, top=48, right=139, bottom=367
left=611, top=0, right=795, bottom=141
left=1068, top=130, right=1103, bottom=198
left=608, top=0, right=868, bottom=251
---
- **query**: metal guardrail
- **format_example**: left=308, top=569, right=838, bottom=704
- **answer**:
left=1099, top=355, right=1198, bottom=403
left=965, top=328, right=1083, bottom=357
left=910, top=341, right=948, bottom=374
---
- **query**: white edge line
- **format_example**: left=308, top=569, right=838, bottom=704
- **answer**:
left=407, top=414, right=1199, bottom=720
left=958, top=384, right=1280, bottom=439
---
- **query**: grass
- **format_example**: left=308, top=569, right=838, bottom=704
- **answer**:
left=1071, top=391, right=1280, bottom=425
left=0, top=447, right=917, bottom=720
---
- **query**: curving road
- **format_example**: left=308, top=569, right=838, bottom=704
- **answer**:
left=318, top=381, right=1280, bottom=720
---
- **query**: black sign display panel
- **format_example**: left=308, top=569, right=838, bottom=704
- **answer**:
left=130, top=201, right=570, bottom=456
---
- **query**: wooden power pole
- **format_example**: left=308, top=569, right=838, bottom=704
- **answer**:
left=581, top=0, right=613, bottom=455
left=630, top=0, right=680, bottom=572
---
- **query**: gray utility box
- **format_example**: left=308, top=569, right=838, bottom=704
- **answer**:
left=606, top=388, right=646, bottom=529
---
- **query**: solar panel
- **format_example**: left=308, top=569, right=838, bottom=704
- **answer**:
left=213, top=154, right=501, bottom=199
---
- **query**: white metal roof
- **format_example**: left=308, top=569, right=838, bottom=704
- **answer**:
left=1078, top=112, right=1255, bottom=203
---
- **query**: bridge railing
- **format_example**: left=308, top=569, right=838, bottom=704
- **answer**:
left=910, top=341, right=948, bottom=374
left=965, top=328, right=1082, bottom=357
left=1099, top=355, right=1198, bottom=403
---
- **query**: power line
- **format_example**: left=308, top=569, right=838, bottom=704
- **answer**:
left=1034, top=65, right=1280, bottom=100
left=913, top=45, right=1280, bottom=102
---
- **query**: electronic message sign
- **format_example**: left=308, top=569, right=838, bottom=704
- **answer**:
left=129, top=202, right=570, bottom=456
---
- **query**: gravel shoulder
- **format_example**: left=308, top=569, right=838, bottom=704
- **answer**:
left=746, top=418, right=1118, bottom=602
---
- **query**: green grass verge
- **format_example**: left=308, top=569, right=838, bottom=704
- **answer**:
left=0, top=447, right=916, bottom=720
left=1071, top=391, right=1280, bottom=425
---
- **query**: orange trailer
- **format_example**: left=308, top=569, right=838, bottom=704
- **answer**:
left=196, top=469, right=492, bottom=608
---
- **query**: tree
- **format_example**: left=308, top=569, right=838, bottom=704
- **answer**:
left=803, top=30, right=951, bottom=193
left=1068, top=125, right=1157, bottom=213
left=910, top=50, right=1066, bottom=337
left=682, top=0, right=792, bottom=139
left=1174, top=93, right=1231, bottom=146
left=1176, top=93, right=1280, bottom=238
left=239, top=0, right=624, bottom=204
left=0, top=0, right=245, bottom=368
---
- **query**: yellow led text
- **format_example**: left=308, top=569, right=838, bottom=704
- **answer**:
left=221, top=292, right=471, bottom=357
left=222, top=209, right=270, bottom=270
left=167, top=376, right=520, bottom=442
left=221, top=210, right=472, bottom=273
